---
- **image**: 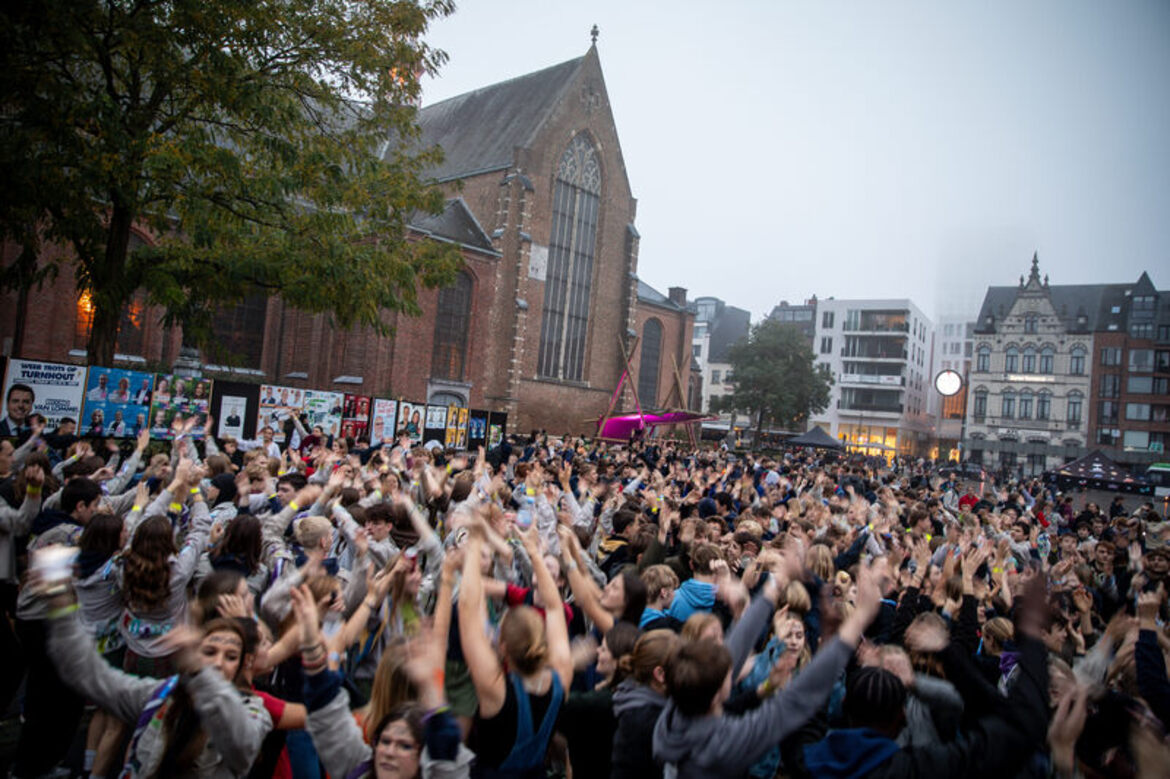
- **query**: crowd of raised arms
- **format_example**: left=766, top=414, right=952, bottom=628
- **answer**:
left=0, top=411, right=1168, bottom=779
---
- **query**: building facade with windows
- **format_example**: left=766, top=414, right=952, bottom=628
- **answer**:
left=767, top=298, right=818, bottom=346
left=965, top=255, right=1094, bottom=474
left=2, top=44, right=694, bottom=434
left=810, top=298, right=934, bottom=457
left=691, top=296, right=751, bottom=416
left=1084, top=272, right=1169, bottom=466
left=930, top=316, right=975, bottom=461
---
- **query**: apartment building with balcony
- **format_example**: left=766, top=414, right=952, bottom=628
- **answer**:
left=811, top=298, right=934, bottom=457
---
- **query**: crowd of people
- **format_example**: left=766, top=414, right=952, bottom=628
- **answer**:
left=0, top=409, right=1168, bottom=778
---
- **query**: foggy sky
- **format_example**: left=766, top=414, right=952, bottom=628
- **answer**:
left=421, top=1, right=1170, bottom=324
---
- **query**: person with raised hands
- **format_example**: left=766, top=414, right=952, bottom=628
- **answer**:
left=38, top=574, right=272, bottom=777
left=459, top=519, right=572, bottom=777
left=652, top=558, right=887, bottom=778
left=293, top=580, right=474, bottom=779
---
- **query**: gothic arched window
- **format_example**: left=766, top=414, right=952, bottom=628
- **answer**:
left=637, top=319, right=663, bottom=407
left=537, top=134, right=601, bottom=381
left=432, top=272, right=473, bottom=381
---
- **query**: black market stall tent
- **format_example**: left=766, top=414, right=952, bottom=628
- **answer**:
left=1046, top=450, right=1154, bottom=496
left=785, top=427, right=845, bottom=451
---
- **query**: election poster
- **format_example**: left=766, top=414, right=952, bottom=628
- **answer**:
left=395, top=401, right=423, bottom=445
left=81, top=366, right=154, bottom=437
left=210, top=380, right=260, bottom=441
left=467, top=410, right=489, bottom=449
left=369, top=399, right=398, bottom=445
left=257, top=384, right=303, bottom=443
left=1, top=359, right=87, bottom=433
left=422, top=404, right=447, bottom=445
left=302, top=390, right=343, bottom=439
left=149, top=374, right=213, bottom=439
left=341, top=393, right=371, bottom=440
left=444, top=405, right=460, bottom=448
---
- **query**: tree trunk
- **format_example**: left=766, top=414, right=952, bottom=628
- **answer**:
left=85, top=202, right=133, bottom=366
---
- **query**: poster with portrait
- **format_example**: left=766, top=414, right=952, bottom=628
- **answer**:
left=467, top=410, right=489, bottom=449
left=149, top=374, right=213, bottom=439
left=423, top=404, right=447, bottom=445
left=444, top=405, right=460, bottom=448
left=1, top=359, right=87, bottom=433
left=302, top=390, right=343, bottom=439
left=395, top=401, right=424, bottom=445
left=81, top=366, right=154, bottom=437
left=210, top=380, right=259, bottom=441
left=341, top=393, right=371, bottom=440
left=369, top=399, right=398, bottom=446
left=257, top=384, right=304, bottom=443
left=454, top=407, right=470, bottom=449
left=487, top=411, right=508, bottom=448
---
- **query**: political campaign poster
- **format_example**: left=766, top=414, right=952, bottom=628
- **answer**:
left=1, top=359, right=87, bottom=433
left=423, top=404, right=447, bottom=445
left=341, top=393, right=371, bottom=440
left=487, top=411, right=508, bottom=448
left=302, top=390, right=343, bottom=439
left=257, top=384, right=303, bottom=443
left=81, top=366, right=154, bottom=437
left=369, top=399, right=398, bottom=446
left=218, top=396, right=250, bottom=439
left=454, top=407, right=470, bottom=449
left=149, top=374, right=213, bottom=439
left=444, top=405, right=460, bottom=448
left=395, top=401, right=423, bottom=445
left=467, top=410, right=489, bottom=449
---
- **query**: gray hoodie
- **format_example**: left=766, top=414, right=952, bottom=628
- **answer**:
left=652, top=637, right=854, bottom=778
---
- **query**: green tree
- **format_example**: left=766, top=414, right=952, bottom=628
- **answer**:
left=0, top=0, right=462, bottom=366
left=712, top=319, right=833, bottom=438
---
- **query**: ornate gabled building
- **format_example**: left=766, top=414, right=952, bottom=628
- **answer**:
left=966, top=254, right=1095, bottom=474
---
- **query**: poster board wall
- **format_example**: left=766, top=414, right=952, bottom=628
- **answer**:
left=395, top=401, right=424, bottom=445
left=423, top=404, right=447, bottom=445
left=341, top=393, right=371, bottom=440
left=467, top=410, right=489, bottom=449
left=257, top=384, right=304, bottom=443
left=149, top=375, right=213, bottom=439
left=369, top=399, right=398, bottom=445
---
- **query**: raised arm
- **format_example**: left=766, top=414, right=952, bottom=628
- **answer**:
left=457, top=530, right=507, bottom=716
left=521, top=527, right=572, bottom=689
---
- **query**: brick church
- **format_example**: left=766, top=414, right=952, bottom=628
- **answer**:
left=0, top=43, right=696, bottom=435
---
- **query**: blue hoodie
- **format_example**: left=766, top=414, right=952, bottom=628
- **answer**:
left=802, top=728, right=900, bottom=779
left=666, top=579, right=715, bottom=622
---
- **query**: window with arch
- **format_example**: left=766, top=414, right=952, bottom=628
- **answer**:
left=1019, top=389, right=1033, bottom=419
left=429, top=391, right=465, bottom=408
left=1039, top=346, right=1055, bottom=374
left=1005, top=346, right=1019, bottom=373
left=432, top=271, right=473, bottom=381
left=1001, top=390, right=1016, bottom=419
left=637, top=319, right=663, bottom=406
left=1037, top=391, right=1052, bottom=420
left=1066, top=391, right=1083, bottom=426
left=1021, top=346, right=1036, bottom=373
left=538, top=133, right=601, bottom=381
left=976, top=344, right=990, bottom=373
left=1069, top=346, right=1086, bottom=375
left=973, top=388, right=988, bottom=420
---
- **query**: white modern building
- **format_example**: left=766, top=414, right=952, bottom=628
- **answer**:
left=811, top=298, right=934, bottom=457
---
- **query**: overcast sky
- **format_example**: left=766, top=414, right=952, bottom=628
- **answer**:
left=422, top=1, right=1170, bottom=324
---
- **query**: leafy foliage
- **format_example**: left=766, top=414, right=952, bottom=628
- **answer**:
left=712, top=319, right=833, bottom=435
left=0, top=0, right=463, bottom=364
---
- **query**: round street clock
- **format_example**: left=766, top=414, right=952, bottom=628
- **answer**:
left=934, top=369, right=963, bottom=397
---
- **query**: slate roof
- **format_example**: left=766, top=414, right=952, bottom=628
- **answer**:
left=709, top=305, right=751, bottom=363
left=637, top=280, right=682, bottom=310
left=409, top=199, right=497, bottom=254
left=412, top=56, right=586, bottom=182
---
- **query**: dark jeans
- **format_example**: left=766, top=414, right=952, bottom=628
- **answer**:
left=12, top=618, right=84, bottom=777
left=0, top=582, right=23, bottom=714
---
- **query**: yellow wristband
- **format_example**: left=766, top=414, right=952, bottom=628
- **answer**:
left=25, top=485, right=42, bottom=496
left=169, top=502, right=182, bottom=512
left=189, top=487, right=201, bottom=495
left=289, top=501, right=299, bottom=511
left=132, top=504, right=142, bottom=512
